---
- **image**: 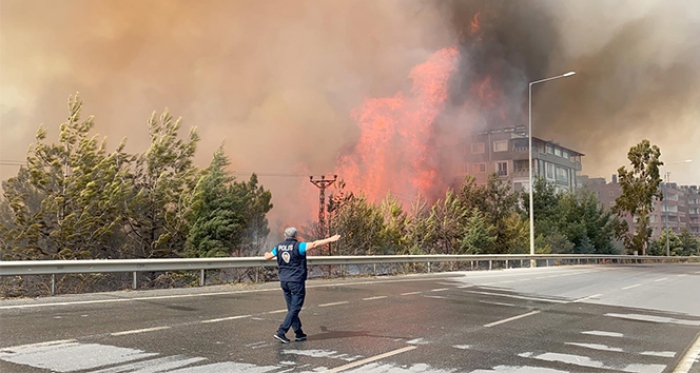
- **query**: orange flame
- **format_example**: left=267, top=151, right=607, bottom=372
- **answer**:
left=334, top=47, right=459, bottom=203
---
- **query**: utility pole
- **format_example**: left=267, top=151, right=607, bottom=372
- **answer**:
left=665, top=172, right=670, bottom=256
left=310, top=175, right=337, bottom=244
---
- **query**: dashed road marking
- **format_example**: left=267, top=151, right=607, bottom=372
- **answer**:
left=201, top=314, right=251, bottom=323
left=268, top=309, right=287, bottom=314
left=400, top=291, right=422, bottom=296
left=622, top=284, right=641, bottom=290
left=321, top=346, right=417, bottom=373
left=465, top=290, right=568, bottom=304
left=654, top=277, right=669, bottom=282
left=362, top=296, right=388, bottom=301
left=431, top=288, right=449, bottom=292
left=484, top=310, right=541, bottom=328
left=573, top=294, right=602, bottom=303
left=111, top=326, right=170, bottom=336
left=319, top=301, right=349, bottom=307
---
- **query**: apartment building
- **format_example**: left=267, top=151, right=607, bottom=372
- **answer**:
left=579, top=176, right=700, bottom=238
left=464, top=126, right=583, bottom=193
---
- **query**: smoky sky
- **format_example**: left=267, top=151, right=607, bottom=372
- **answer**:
left=1, top=0, right=699, bottom=231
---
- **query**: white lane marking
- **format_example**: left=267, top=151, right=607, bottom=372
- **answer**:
left=673, top=331, right=700, bottom=373
left=0, top=289, right=279, bottom=310
left=319, top=301, right=349, bottom=307
left=0, top=341, right=158, bottom=371
left=407, top=338, right=429, bottom=345
left=566, top=342, right=623, bottom=352
left=201, top=314, right=251, bottom=323
left=92, top=355, right=207, bottom=373
left=582, top=331, right=624, bottom=338
left=268, top=309, right=288, bottom=314
left=423, top=295, right=448, bottom=299
left=573, top=293, right=602, bottom=303
left=641, top=351, right=676, bottom=358
left=606, top=313, right=700, bottom=326
left=677, top=274, right=687, bottom=277
left=321, top=346, right=417, bottom=373
left=362, top=296, right=388, bottom=301
left=431, top=288, right=449, bottom=292
left=0, top=339, right=77, bottom=351
left=0, top=275, right=449, bottom=310
left=479, top=300, right=518, bottom=308
left=453, top=345, right=471, bottom=350
left=470, top=366, right=567, bottom=373
left=484, top=310, right=541, bottom=328
left=111, top=326, right=170, bottom=336
left=654, top=277, right=669, bottom=282
left=401, top=291, right=422, bottom=296
left=465, top=290, right=568, bottom=304
left=622, top=284, right=641, bottom=290
left=520, top=351, right=666, bottom=373
left=282, top=349, right=362, bottom=361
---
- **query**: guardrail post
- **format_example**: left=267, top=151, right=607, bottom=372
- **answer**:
left=132, top=272, right=137, bottom=290
left=200, top=269, right=205, bottom=286
left=428, top=262, right=431, bottom=273
left=505, top=259, right=509, bottom=269
left=489, top=260, right=492, bottom=271
left=51, top=274, right=56, bottom=296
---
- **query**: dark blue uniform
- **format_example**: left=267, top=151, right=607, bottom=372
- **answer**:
left=271, top=239, right=308, bottom=338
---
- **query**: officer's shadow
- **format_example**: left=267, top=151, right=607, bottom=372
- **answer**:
left=306, top=325, right=408, bottom=341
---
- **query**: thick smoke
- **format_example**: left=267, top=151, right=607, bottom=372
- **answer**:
left=1, top=0, right=699, bottom=235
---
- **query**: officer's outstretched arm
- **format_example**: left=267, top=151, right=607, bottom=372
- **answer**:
left=264, top=251, right=276, bottom=260
left=306, top=234, right=341, bottom=250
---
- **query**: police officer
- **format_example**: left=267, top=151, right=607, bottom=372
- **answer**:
left=264, top=227, right=341, bottom=343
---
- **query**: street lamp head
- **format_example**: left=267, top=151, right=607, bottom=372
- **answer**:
left=563, top=71, right=576, bottom=77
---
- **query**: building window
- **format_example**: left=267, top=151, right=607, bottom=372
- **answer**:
left=556, top=167, right=568, bottom=183
left=562, top=150, right=569, bottom=159
left=473, top=163, right=487, bottom=174
left=690, top=208, right=699, bottom=215
left=555, top=147, right=562, bottom=157
left=471, top=142, right=485, bottom=154
left=608, top=191, right=615, bottom=197
left=493, top=140, right=508, bottom=152
left=546, top=144, right=553, bottom=154
left=496, top=161, right=508, bottom=176
left=546, top=163, right=554, bottom=179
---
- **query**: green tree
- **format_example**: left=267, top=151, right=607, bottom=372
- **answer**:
left=458, top=175, right=521, bottom=253
left=460, top=209, right=496, bottom=254
left=677, top=229, right=700, bottom=256
left=1, top=95, right=130, bottom=260
left=231, top=173, right=273, bottom=256
left=612, top=140, right=663, bottom=255
left=378, top=194, right=409, bottom=255
left=425, top=190, right=467, bottom=254
left=185, top=147, right=245, bottom=257
left=124, top=110, right=200, bottom=258
left=331, top=195, right=387, bottom=255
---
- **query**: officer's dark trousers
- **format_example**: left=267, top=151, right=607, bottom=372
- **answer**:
left=277, top=281, right=306, bottom=335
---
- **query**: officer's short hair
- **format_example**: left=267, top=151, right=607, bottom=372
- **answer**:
left=284, top=227, right=297, bottom=239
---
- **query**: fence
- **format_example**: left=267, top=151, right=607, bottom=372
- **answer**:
left=1, top=254, right=698, bottom=296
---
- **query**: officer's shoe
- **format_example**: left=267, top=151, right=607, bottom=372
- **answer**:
left=273, top=333, right=290, bottom=344
left=295, top=333, right=307, bottom=342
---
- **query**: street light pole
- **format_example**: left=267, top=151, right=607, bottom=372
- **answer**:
left=528, top=71, right=576, bottom=260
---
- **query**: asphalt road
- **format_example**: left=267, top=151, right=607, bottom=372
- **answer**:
left=1, top=264, right=699, bottom=373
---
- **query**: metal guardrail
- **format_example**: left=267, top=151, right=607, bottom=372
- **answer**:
left=1, top=254, right=698, bottom=295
